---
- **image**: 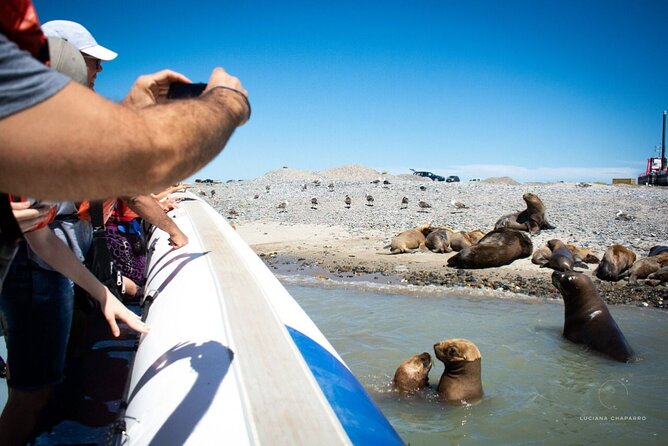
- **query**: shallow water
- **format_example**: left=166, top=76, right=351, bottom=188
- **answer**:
left=287, top=283, right=668, bottom=446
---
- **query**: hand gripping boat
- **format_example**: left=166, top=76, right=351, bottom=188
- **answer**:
left=117, top=191, right=404, bottom=445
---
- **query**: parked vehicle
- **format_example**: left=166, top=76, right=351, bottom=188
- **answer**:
left=446, top=175, right=460, bottom=183
left=410, top=169, right=445, bottom=181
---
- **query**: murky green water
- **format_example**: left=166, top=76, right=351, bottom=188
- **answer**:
left=287, top=283, right=668, bottom=446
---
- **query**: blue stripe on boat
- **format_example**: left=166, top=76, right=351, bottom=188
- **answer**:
left=287, top=326, right=404, bottom=445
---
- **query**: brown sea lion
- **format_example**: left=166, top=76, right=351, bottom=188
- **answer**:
left=466, top=230, right=485, bottom=244
left=532, top=246, right=552, bottom=266
left=551, top=270, right=636, bottom=363
left=566, top=244, right=600, bottom=264
left=389, top=224, right=432, bottom=254
left=648, top=266, right=668, bottom=283
left=433, top=338, right=484, bottom=403
left=494, top=193, right=555, bottom=235
left=425, top=230, right=452, bottom=253
left=448, top=230, right=474, bottom=252
left=627, top=257, right=661, bottom=283
left=542, top=239, right=575, bottom=272
left=392, top=352, right=433, bottom=393
left=594, top=245, right=636, bottom=282
left=447, top=228, right=533, bottom=269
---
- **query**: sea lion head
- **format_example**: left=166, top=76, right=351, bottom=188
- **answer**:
left=433, top=338, right=481, bottom=365
left=551, top=270, right=587, bottom=296
left=547, top=239, right=565, bottom=251
left=393, top=352, right=432, bottom=392
left=522, top=192, right=544, bottom=209
left=415, top=223, right=433, bottom=235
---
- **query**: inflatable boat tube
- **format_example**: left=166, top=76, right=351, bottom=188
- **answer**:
left=119, top=191, right=404, bottom=445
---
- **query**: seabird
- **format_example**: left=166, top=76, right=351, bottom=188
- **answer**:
left=253, top=194, right=260, bottom=199
left=344, top=195, right=352, bottom=208
left=277, top=200, right=288, bottom=210
left=401, top=196, right=409, bottom=209
left=419, top=185, right=427, bottom=191
left=615, top=210, right=635, bottom=221
left=210, top=190, right=216, bottom=197
left=366, top=194, right=374, bottom=206
left=450, top=199, right=468, bottom=209
left=311, top=197, right=318, bottom=209
left=418, top=200, right=431, bottom=210
left=328, top=182, right=335, bottom=191
left=265, top=185, right=271, bottom=193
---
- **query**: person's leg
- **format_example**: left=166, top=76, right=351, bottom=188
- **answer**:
left=0, top=244, right=73, bottom=445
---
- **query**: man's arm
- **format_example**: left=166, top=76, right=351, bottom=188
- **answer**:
left=24, top=227, right=149, bottom=336
left=123, top=195, right=188, bottom=248
left=0, top=68, right=249, bottom=200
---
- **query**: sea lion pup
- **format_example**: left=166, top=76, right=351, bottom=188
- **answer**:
left=425, top=230, right=452, bottom=253
left=532, top=245, right=553, bottom=266
left=551, top=270, right=636, bottom=363
left=447, top=228, right=533, bottom=269
left=494, top=192, right=555, bottom=235
left=594, top=244, right=637, bottom=282
left=433, top=338, right=483, bottom=403
left=626, top=252, right=668, bottom=283
left=541, top=239, right=575, bottom=272
left=389, top=223, right=432, bottom=254
left=392, top=352, right=433, bottom=393
left=566, top=244, right=600, bottom=264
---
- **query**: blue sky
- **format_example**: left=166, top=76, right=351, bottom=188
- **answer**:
left=35, top=1, right=668, bottom=182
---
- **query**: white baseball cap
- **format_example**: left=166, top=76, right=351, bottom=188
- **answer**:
left=42, top=20, right=117, bottom=61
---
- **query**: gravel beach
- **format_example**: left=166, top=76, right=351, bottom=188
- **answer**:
left=192, top=164, right=668, bottom=308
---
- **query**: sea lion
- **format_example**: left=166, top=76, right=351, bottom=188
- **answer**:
left=594, top=245, right=636, bottom=282
left=627, top=257, right=661, bottom=284
left=392, top=352, right=433, bottom=393
left=551, top=270, right=636, bottom=362
left=447, top=228, right=533, bottom=269
left=494, top=193, right=555, bottom=235
left=389, top=224, right=432, bottom=254
left=466, top=230, right=485, bottom=244
left=566, top=244, right=600, bottom=264
left=425, top=230, right=452, bottom=253
left=542, top=239, right=575, bottom=272
left=649, top=245, right=668, bottom=257
left=433, top=338, right=484, bottom=403
left=648, top=266, right=668, bottom=283
left=531, top=245, right=552, bottom=266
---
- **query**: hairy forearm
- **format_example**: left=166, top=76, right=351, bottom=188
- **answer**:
left=123, top=195, right=179, bottom=235
left=24, top=228, right=106, bottom=300
left=0, top=82, right=247, bottom=200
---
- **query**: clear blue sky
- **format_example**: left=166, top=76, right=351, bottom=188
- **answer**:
left=34, top=0, right=668, bottom=182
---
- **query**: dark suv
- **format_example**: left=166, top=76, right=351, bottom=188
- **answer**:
left=446, top=176, right=460, bottom=183
left=410, top=169, right=445, bottom=181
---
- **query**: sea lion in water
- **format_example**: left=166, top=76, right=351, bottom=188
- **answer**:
left=551, top=270, right=636, bottom=363
left=425, top=230, right=452, bottom=253
left=494, top=193, right=555, bottom=235
left=542, top=239, right=575, bottom=272
left=594, top=245, right=636, bottom=282
left=447, top=228, right=533, bottom=269
left=389, top=224, right=432, bottom=254
left=433, top=338, right=484, bottom=403
left=392, top=352, right=433, bottom=393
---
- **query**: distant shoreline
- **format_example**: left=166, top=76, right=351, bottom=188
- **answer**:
left=194, top=164, right=668, bottom=309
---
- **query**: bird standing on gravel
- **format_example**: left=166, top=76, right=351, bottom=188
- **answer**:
left=277, top=200, right=288, bottom=211
left=366, top=194, right=375, bottom=206
left=311, top=197, right=318, bottom=209
left=210, top=190, right=216, bottom=198
left=418, top=200, right=431, bottom=210
left=615, top=210, right=635, bottom=221
left=401, top=196, right=409, bottom=209
left=265, top=185, right=271, bottom=193
left=301, top=183, right=308, bottom=191
left=344, top=195, right=352, bottom=208
left=450, top=199, right=467, bottom=209
left=228, top=208, right=239, bottom=218
left=328, top=183, right=335, bottom=192
left=419, top=185, right=427, bottom=191
left=253, top=193, right=260, bottom=199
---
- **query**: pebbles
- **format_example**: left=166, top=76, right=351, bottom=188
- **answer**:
left=197, top=165, right=668, bottom=307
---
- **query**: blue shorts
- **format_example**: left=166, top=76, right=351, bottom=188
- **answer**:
left=0, top=242, right=74, bottom=390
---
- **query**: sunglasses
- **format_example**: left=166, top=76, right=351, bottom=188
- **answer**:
left=83, top=55, right=102, bottom=70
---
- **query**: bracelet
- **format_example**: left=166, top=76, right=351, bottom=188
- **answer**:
left=208, top=85, right=252, bottom=120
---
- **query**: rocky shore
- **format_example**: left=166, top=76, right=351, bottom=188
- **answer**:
left=193, top=164, right=668, bottom=308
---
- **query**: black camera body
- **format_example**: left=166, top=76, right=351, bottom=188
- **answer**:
left=166, top=82, right=207, bottom=99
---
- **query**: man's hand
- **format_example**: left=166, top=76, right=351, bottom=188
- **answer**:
left=11, top=201, right=54, bottom=233
left=204, top=67, right=250, bottom=125
left=123, top=69, right=192, bottom=108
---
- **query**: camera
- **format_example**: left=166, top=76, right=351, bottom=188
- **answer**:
left=167, top=82, right=207, bottom=99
